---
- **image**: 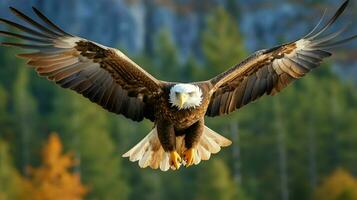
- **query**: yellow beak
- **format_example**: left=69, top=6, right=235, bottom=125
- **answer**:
left=178, top=93, right=188, bottom=109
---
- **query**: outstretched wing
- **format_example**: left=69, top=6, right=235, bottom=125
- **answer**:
left=206, top=0, right=356, bottom=117
left=0, top=7, right=163, bottom=122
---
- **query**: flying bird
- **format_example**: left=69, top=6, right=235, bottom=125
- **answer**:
left=0, top=1, right=355, bottom=171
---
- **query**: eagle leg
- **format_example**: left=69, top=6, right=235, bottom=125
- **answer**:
left=157, top=120, right=181, bottom=169
left=183, top=148, right=195, bottom=167
left=182, top=120, right=203, bottom=167
left=169, top=151, right=182, bottom=170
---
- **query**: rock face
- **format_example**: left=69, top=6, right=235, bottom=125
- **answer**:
left=0, top=0, right=355, bottom=75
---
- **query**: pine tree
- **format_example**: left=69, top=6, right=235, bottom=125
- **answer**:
left=0, top=85, right=13, bottom=140
left=12, top=67, right=39, bottom=175
left=153, top=29, right=181, bottom=81
left=182, top=55, right=202, bottom=82
left=202, top=7, right=246, bottom=79
left=24, top=133, right=87, bottom=200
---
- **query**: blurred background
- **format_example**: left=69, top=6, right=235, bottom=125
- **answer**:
left=0, top=0, right=356, bottom=200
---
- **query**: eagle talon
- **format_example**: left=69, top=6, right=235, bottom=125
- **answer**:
left=183, top=148, right=195, bottom=167
left=169, top=151, right=182, bottom=170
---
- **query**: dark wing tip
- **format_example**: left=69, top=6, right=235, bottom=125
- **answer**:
left=342, top=0, right=350, bottom=8
left=338, top=0, right=349, bottom=16
left=306, top=0, right=351, bottom=40
left=32, top=7, right=40, bottom=14
left=31, top=6, right=71, bottom=36
left=0, top=42, right=14, bottom=47
left=31, top=7, right=46, bottom=18
left=8, top=7, right=24, bottom=18
left=9, top=6, right=24, bottom=15
left=307, top=0, right=356, bottom=49
left=333, top=0, right=349, bottom=20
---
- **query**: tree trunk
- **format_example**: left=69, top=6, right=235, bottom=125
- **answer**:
left=307, top=118, right=317, bottom=190
left=275, top=99, right=289, bottom=200
left=231, top=122, right=242, bottom=185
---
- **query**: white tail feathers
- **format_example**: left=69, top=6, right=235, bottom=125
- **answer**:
left=122, top=126, right=232, bottom=171
left=122, top=128, right=170, bottom=171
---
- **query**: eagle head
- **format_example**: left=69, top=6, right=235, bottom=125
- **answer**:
left=169, top=84, right=202, bottom=110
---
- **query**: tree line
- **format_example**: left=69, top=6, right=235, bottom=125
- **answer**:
left=0, top=7, right=357, bottom=200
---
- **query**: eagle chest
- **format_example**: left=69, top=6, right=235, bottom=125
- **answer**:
left=156, top=93, right=208, bottom=129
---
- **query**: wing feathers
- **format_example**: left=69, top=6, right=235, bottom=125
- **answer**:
left=206, top=0, right=355, bottom=117
left=31, top=7, right=72, bottom=36
left=303, top=9, right=327, bottom=39
left=0, top=30, right=53, bottom=43
left=242, top=76, right=256, bottom=106
left=0, top=18, right=55, bottom=39
left=311, top=26, right=348, bottom=46
left=9, top=7, right=62, bottom=37
left=234, top=77, right=247, bottom=108
left=314, top=35, right=357, bottom=49
left=296, top=52, right=320, bottom=64
left=1, top=42, right=54, bottom=49
left=306, top=0, right=349, bottom=40
left=0, top=7, right=162, bottom=122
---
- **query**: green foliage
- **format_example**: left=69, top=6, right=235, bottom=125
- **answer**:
left=50, top=91, right=129, bottom=200
left=0, top=140, right=25, bottom=200
left=202, top=7, right=246, bottom=79
left=235, top=66, right=357, bottom=200
left=182, top=55, right=202, bottom=82
left=12, top=67, right=40, bottom=174
left=0, top=85, right=13, bottom=140
left=195, top=159, right=249, bottom=200
left=0, top=38, right=22, bottom=90
left=152, top=29, right=181, bottom=81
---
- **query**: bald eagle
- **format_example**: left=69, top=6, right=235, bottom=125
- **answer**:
left=0, top=1, right=355, bottom=171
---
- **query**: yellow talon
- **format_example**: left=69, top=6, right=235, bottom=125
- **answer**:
left=183, top=148, right=195, bottom=167
left=169, top=151, right=182, bottom=170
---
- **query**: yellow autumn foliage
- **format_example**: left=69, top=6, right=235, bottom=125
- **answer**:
left=314, top=168, right=357, bottom=200
left=23, top=133, right=87, bottom=200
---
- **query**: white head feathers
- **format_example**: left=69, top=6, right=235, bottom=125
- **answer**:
left=169, top=84, right=202, bottom=110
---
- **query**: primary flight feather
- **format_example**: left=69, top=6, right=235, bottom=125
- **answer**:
left=0, top=0, right=355, bottom=171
